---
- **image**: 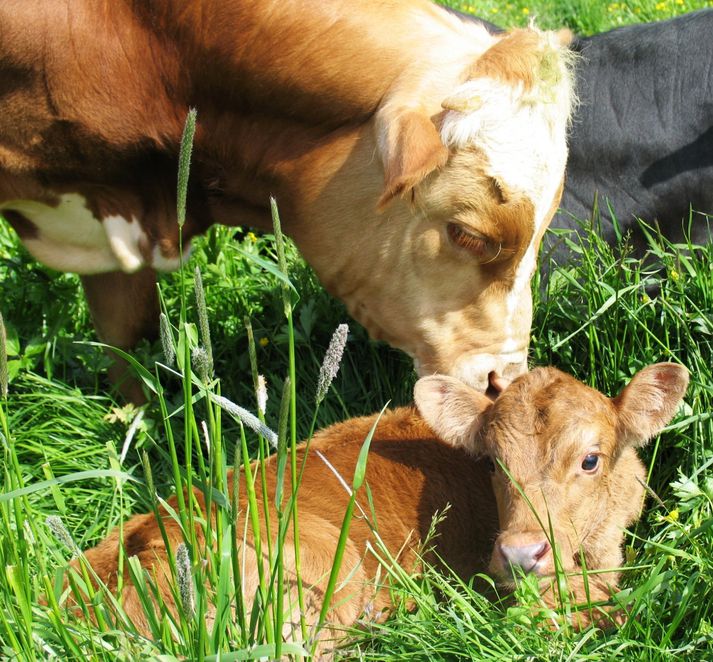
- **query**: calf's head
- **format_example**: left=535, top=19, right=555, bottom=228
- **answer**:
left=415, top=363, right=688, bottom=585
left=371, top=28, right=575, bottom=391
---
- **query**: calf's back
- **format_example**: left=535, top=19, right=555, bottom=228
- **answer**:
left=76, top=408, right=496, bottom=634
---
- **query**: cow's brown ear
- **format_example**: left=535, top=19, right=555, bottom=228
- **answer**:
left=414, top=375, right=492, bottom=453
left=376, top=109, right=449, bottom=211
left=613, top=363, right=689, bottom=447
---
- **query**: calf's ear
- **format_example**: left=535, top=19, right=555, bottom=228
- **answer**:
left=414, top=375, right=492, bottom=453
left=376, top=109, right=449, bottom=211
left=613, top=363, right=689, bottom=447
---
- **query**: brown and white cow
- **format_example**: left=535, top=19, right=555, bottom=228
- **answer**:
left=65, top=363, right=688, bottom=647
left=0, top=1, right=575, bottom=398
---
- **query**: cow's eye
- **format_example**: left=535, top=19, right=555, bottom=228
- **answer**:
left=485, top=457, right=496, bottom=474
left=447, top=223, right=494, bottom=259
left=581, top=454, right=599, bottom=472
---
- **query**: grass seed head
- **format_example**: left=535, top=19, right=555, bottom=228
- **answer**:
left=316, top=324, right=349, bottom=405
left=257, top=374, right=268, bottom=416
left=210, top=393, right=278, bottom=447
left=194, top=267, right=214, bottom=376
left=23, top=520, right=36, bottom=545
left=159, top=313, right=176, bottom=367
left=192, top=346, right=211, bottom=383
left=177, top=108, right=197, bottom=228
left=45, top=515, right=79, bottom=557
left=176, top=543, right=196, bottom=619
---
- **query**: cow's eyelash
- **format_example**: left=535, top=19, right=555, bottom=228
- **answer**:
left=447, top=223, right=491, bottom=257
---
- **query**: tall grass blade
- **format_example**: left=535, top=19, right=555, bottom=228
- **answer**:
left=0, top=311, right=7, bottom=398
left=0, top=469, right=140, bottom=504
left=311, top=405, right=386, bottom=653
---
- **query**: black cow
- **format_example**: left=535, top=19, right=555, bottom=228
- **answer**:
left=554, top=9, right=713, bottom=257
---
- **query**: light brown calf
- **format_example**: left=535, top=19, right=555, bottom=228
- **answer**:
left=68, top=363, right=687, bottom=646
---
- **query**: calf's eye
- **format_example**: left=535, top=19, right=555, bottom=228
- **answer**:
left=581, top=454, right=599, bottom=472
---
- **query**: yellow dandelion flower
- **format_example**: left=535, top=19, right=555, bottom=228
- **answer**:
left=522, top=7, right=530, bottom=15
left=247, top=231, right=258, bottom=242
left=259, top=337, right=269, bottom=347
left=667, top=508, right=680, bottom=522
left=670, top=268, right=680, bottom=282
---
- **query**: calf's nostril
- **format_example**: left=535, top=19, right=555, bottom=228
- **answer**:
left=533, top=540, right=550, bottom=561
left=499, top=540, right=551, bottom=573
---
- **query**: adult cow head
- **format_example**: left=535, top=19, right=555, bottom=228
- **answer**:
left=0, top=3, right=575, bottom=400
left=292, top=26, right=575, bottom=393
left=379, top=29, right=575, bottom=390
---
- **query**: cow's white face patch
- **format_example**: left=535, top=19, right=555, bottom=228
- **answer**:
left=449, top=351, right=528, bottom=394
left=1, top=193, right=184, bottom=274
left=440, top=66, right=571, bottom=366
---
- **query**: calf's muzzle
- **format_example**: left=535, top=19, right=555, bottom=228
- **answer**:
left=496, top=536, right=552, bottom=576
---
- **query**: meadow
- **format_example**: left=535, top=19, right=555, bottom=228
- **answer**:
left=2, top=1, right=713, bottom=659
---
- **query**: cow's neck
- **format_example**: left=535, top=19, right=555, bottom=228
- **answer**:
left=172, top=0, right=482, bottom=231
left=173, top=0, right=491, bottom=306
left=199, top=107, right=410, bottom=346
left=145, top=0, right=471, bottom=126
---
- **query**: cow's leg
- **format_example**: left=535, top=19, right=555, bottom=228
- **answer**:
left=80, top=269, right=159, bottom=404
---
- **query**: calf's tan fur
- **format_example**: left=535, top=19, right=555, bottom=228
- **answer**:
left=66, top=363, right=687, bottom=646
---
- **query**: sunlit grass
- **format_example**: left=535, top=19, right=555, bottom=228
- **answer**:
left=444, top=0, right=713, bottom=34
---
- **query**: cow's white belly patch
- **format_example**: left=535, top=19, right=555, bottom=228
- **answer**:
left=1, top=193, right=141, bottom=274
left=0, top=193, right=184, bottom=274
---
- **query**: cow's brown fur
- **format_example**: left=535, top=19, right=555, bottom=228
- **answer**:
left=469, top=29, right=545, bottom=88
left=1, top=1, right=575, bottom=399
left=66, top=363, right=688, bottom=647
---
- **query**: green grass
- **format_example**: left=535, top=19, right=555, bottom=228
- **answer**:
left=445, top=0, right=713, bottom=34
left=2, top=2, right=713, bottom=660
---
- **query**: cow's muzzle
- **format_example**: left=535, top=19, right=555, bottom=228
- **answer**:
left=448, top=352, right=528, bottom=393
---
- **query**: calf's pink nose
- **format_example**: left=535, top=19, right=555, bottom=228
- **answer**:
left=498, top=540, right=551, bottom=573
